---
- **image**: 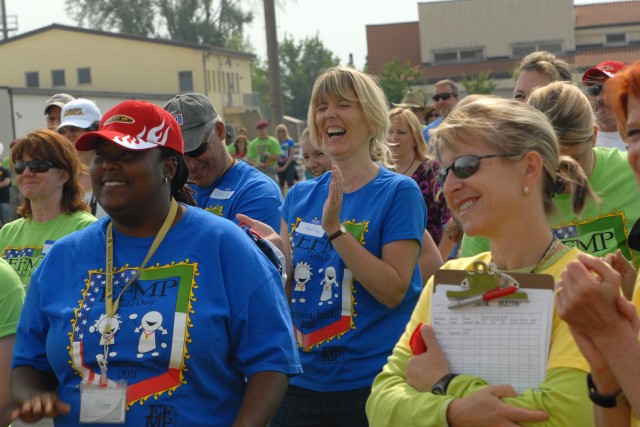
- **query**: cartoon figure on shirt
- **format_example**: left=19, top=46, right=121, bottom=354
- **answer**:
left=129, top=311, right=168, bottom=358
left=318, top=266, right=339, bottom=306
left=292, top=261, right=312, bottom=304
left=89, top=313, right=121, bottom=357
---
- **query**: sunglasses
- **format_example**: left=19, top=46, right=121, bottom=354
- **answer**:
left=14, top=159, right=59, bottom=175
left=432, top=93, right=455, bottom=102
left=586, top=85, right=603, bottom=97
left=185, top=127, right=217, bottom=158
left=439, top=154, right=512, bottom=187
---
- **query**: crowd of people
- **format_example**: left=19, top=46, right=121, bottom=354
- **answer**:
left=0, top=54, right=638, bottom=427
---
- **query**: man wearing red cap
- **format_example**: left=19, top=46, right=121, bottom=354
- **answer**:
left=248, top=120, right=282, bottom=182
left=582, top=60, right=627, bottom=151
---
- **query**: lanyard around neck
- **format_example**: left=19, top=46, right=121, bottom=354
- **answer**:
left=103, top=198, right=178, bottom=333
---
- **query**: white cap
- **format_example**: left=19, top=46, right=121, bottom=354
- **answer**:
left=58, top=98, right=102, bottom=130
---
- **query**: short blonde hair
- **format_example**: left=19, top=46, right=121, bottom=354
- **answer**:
left=308, top=67, right=392, bottom=167
left=432, top=96, right=594, bottom=215
left=388, top=107, right=430, bottom=163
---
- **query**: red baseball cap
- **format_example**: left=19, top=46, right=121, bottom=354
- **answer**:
left=256, top=119, right=269, bottom=129
left=76, top=100, right=184, bottom=154
left=582, top=61, right=626, bottom=85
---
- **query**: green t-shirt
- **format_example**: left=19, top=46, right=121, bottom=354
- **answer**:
left=247, top=136, right=282, bottom=167
left=461, top=147, right=640, bottom=267
left=0, top=258, right=24, bottom=339
left=0, top=210, right=96, bottom=289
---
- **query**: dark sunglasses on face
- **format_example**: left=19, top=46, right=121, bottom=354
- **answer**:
left=432, top=93, right=454, bottom=102
left=14, top=159, right=59, bottom=175
left=438, top=154, right=512, bottom=187
left=586, top=85, right=603, bottom=97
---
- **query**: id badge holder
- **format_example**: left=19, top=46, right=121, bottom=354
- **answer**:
left=79, top=356, right=127, bottom=424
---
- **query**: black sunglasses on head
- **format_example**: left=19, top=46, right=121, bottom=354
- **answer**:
left=432, top=93, right=455, bottom=102
left=438, top=154, right=512, bottom=187
left=14, top=159, right=59, bottom=175
left=586, top=85, right=603, bottom=97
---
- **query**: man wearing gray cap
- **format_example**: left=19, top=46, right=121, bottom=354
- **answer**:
left=163, top=93, right=283, bottom=231
left=43, top=93, right=75, bottom=130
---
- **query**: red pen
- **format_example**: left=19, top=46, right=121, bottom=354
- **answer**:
left=447, top=286, right=518, bottom=309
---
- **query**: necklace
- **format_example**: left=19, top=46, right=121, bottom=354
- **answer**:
left=399, top=156, right=417, bottom=176
left=531, top=237, right=561, bottom=273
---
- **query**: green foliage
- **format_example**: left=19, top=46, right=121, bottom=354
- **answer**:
left=378, top=58, right=423, bottom=105
left=64, top=0, right=253, bottom=48
left=461, top=71, right=497, bottom=95
left=279, top=34, right=340, bottom=121
left=251, top=58, right=271, bottom=119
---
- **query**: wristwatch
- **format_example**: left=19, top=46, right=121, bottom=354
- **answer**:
left=328, top=224, right=347, bottom=241
left=431, top=373, right=458, bottom=396
left=587, top=373, right=626, bottom=408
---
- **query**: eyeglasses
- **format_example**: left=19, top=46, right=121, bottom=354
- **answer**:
left=14, top=159, right=59, bottom=175
left=432, top=93, right=455, bottom=102
left=439, top=154, right=512, bottom=187
left=58, top=126, right=84, bottom=136
left=586, top=85, right=603, bottom=97
left=185, top=125, right=216, bottom=158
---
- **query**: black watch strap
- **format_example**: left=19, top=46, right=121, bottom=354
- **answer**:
left=431, top=373, right=458, bottom=396
left=587, top=373, right=625, bottom=408
left=328, top=224, right=346, bottom=241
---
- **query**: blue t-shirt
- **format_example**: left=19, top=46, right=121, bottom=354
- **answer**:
left=422, top=116, right=443, bottom=143
left=280, top=167, right=426, bottom=392
left=279, top=138, right=295, bottom=163
left=189, top=160, right=283, bottom=231
left=13, top=206, right=301, bottom=427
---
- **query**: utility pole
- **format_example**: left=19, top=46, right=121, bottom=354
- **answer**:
left=1, top=0, right=8, bottom=40
left=263, top=0, right=283, bottom=126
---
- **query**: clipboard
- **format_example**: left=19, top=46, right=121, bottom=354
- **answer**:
left=434, top=260, right=555, bottom=296
left=430, top=261, right=556, bottom=394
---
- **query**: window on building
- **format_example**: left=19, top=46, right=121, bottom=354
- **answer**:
left=433, top=48, right=483, bottom=63
left=78, top=67, right=92, bottom=85
left=25, top=72, right=39, bottom=88
left=512, top=41, right=563, bottom=58
left=606, top=33, right=626, bottom=45
left=52, top=69, right=66, bottom=86
left=433, top=51, right=458, bottom=63
left=179, top=71, right=193, bottom=92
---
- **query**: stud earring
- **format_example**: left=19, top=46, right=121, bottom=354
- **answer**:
left=163, top=177, right=169, bottom=184
left=524, top=186, right=531, bottom=196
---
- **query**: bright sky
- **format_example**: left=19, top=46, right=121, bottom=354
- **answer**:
left=4, top=0, right=625, bottom=70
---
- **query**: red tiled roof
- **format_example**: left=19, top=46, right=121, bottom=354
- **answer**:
left=575, top=1, right=640, bottom=28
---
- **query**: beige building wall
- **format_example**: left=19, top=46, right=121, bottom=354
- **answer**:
left=418, top=0, right=575, bottom=63
left=576, top=24, right=640, bottom=46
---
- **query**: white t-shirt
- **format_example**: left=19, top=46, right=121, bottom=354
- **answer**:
left=596, top=130, right=627, bottom=151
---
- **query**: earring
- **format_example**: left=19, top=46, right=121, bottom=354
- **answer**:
left=523, top=186, right=531, bottom=196
left=163, top=177, right=169, bottom=184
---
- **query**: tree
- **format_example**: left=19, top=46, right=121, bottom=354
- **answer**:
left=378, top=58, right=423, bottom=105
left=64, top=0, right=253, bottom=48
left=251, top=58, right=271, bottom=119
left=461, top=71, right=497, bottom=95
left=278, top=34, right=340, bottom=121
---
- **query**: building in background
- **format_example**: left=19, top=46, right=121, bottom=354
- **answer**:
left=367, top=0, right=640, bottom=98
left=0, top=24, right=263, bottom=148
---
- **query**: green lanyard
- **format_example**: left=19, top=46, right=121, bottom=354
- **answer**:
left=103, top=198, right=178, bottom=334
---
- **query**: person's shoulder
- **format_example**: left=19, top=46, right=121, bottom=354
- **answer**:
left=69, top=210, right=98, bottom=225
left=594, top=145, right=628, bottom=162
left=378, top=167, right=420, bottom=189
left=426, top=117, right=443, bottom=130
left=233, top=162, right=281, bottom=192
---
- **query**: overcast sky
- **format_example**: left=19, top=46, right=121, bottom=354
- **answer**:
left=5, top=0, right=625, bottom=70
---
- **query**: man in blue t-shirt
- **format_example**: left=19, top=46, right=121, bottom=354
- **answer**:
left=163, top=93, right=283, bottom=231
